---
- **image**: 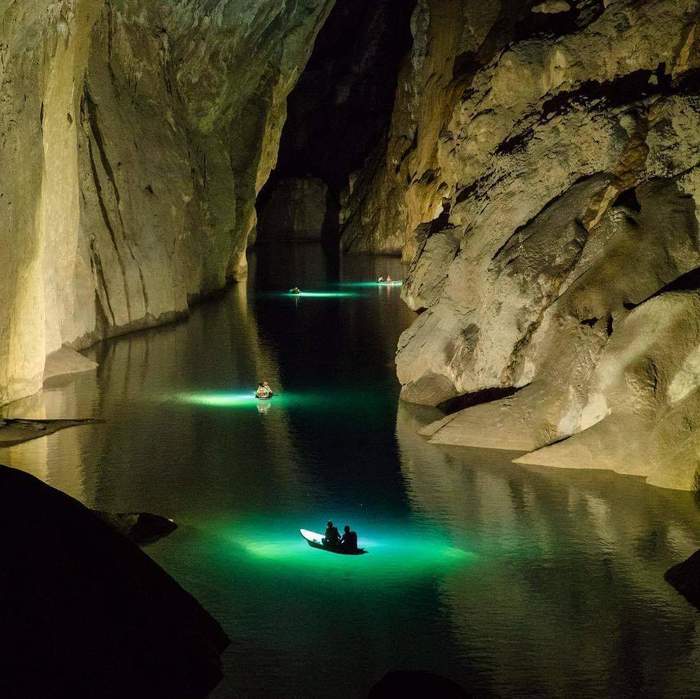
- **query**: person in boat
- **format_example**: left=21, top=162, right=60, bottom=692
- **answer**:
left=323, top=520, right=341, bottom=547
left=255, top=382, right=273, bottom=400
left=377, top=276, right=384, bottom=283
left=340, top=525, right=358, bottom=552
left=386, top=274, right=392, bottom=283
left=289, top=287, right=302, bottom=295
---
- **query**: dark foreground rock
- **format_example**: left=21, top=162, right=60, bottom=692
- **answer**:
left=665, top=550, right=700, bottom=610
left=95, top=511, right=178, bottom=545
left=0, top=465, right=228, bottom=699
left=368, top=671, right=468, bottom=698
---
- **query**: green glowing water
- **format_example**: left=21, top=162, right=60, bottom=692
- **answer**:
left=273, top=290, right=362, bottom=299
left=4, top=246, right=700, bottom=698
left=212, top=518, right=474, bottom=577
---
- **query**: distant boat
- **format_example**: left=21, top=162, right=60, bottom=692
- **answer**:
left=299, top=528, right=367, bottom=555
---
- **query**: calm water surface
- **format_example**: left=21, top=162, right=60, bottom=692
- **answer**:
left=3, top=245, right=700, bottom=698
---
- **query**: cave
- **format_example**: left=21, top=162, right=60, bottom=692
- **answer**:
left=255, top=0, right=416, bottom=248
left=2, top=1, right=700, bottom=697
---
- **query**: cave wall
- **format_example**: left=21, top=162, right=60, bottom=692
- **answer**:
left=353, top=0, right=700, bottom=489
left=256, top=0, right=415, bottom=245
left=0, top=0, right=333, bottom=405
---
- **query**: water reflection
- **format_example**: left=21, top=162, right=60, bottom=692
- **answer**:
left=397, top=403, right=700, bottom=697
left=1, top=246, right=698, bottom=697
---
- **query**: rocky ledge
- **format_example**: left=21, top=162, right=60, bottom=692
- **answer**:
left=0, top=465, right=228, bottom=699
left=0, top=418, right=102, bottom=447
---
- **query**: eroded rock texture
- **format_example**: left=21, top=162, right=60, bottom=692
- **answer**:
left=0, top=0, right=332, bottom=405
left=362, top=0, right=700, bottom=489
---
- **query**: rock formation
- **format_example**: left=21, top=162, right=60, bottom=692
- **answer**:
left=345, top=0, right=700, bottom=490
left=0, top=0, right=333, bottom=405
left=257, top=0, right=415, bottom=246
left=0, top=417, right=102, bottom=447
left=94, top=510, right=178, bottom=545
left=0, top=464, right=228, bottom=698
left=666, top=549, right=700, bottom=610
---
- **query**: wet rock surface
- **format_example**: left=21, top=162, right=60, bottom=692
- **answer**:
left=0, top=464, right=228, bottom=699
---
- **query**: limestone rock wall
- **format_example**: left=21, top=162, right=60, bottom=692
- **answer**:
left=0, top=0, right=333, bottom=405
left=365, top=0, right=700, bottom=489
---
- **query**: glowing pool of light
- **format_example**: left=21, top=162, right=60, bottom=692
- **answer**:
left=172, top=389, right=387, bottom=413
left=259, top=290, right=363, bottom=299
left=205, top=517, right=476, bottom=581
left=333, top=281, right=404, bottom=289
left=173, top=391, right=276, bottom=408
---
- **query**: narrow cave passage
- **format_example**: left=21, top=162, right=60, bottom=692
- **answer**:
left=255, top=0, right=416, bottom=249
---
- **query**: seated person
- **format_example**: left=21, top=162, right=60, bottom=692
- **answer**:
left=289, top=287, right=302, bottom=295
left=323, top=520, right=340, bottom=547
left=255, top=382, right=272, bottom=399
left=377, top=276, right=384, bottom=283
left=340, top=525, right=358, bottom=552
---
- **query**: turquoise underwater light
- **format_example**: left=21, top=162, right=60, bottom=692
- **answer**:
left=334, top=281, right=404, bottom=289
left=173, top=389, right=384, bottom=411
left=281, top=290, right=360, bottom=299
left=173, top=391, right=298, bottom=409
left=207, top=518, right=476, bottom=580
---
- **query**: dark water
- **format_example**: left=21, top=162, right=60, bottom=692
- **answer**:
left=3, top=245, right=700, bottom=698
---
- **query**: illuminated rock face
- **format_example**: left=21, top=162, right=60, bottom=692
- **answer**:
left=0, top=0, right=332, bottom=404
left=352, top=0, right=700, bottom=489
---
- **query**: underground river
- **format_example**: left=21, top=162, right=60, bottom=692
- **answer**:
left=3, top=245, right=700, bottom=697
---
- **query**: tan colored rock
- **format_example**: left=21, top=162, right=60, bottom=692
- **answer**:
left=532, top=1, right=571, bottom=13
left=366, top=0, right=700, bottom=489
left=43, top=347, right=98, bottom=383
left=0, top=0, right=333, bottom=405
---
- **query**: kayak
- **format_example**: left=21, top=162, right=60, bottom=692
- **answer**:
left=299, top=528, right=366, bottom=555
left=255, top=393, right=273, bottom=401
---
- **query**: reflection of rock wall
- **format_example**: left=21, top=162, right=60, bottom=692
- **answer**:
left=358, top=0, right=700, bottom=488
left=396, top=403, right=700, bottom=694
left=0, top=0, right=332, bottom=405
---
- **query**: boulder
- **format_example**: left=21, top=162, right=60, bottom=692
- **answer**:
left=0, top=464, right=228, bottom=699
left=665, top=550, right=700, bottom=610
left=368, top=671, right=468, bottom=698
left=94, top=511, right=178, bottom=546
